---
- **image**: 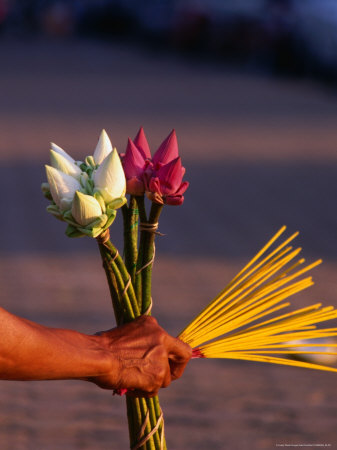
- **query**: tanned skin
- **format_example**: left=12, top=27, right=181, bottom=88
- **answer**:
left=0, top=309, right=191, bottom=397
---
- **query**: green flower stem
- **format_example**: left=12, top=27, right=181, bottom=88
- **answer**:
left=97, top=243, right=124, bottom=325
left=122, top=197, right=139, bottom=284
left=100, top=239, right=140, bottom=319
left=154, top=397, right=166, bottom=450
left=127, top=397, right=155, bottom=450
left=98, top=244, right=136, bottom=321
left=135, top=196, right=148, bottom=310
left=147, top=397, right=162, bottom=449
left=97, top=224, right=166, bottom=449
left=137, top=202, right=166, bottom=449
left=122, top=199, right=154, bottom=447
left=126, top=397, right=136, bottom=446
left=97, top=238, right=164, bottom=449
left=109, top=258, right=136, bottom=321
left=140, top=398, right=156, bottom=450
left=141, top=203, right=163, bottom=313
left=133, top=201, right=166, bottom=448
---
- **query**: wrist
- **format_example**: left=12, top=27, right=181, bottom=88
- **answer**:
left=86, top=333, right=121, bottom=386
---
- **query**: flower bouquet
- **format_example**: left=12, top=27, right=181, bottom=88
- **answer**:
left=42, top=128, right=337, bottom=449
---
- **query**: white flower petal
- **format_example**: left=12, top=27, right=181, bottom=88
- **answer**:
left=45, top=165, right=81, bottom=210
left=71, top=191, right=102, bottom=226
left=50, top=142, right=75, bottom=163
left=50, top=150, right=82, bottom=180
left=93, top=149, right=126, bottom=202
left=93, top=129, right=112, bottom=165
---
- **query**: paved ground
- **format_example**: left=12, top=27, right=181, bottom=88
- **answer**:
left=0, top=37, right=336, bottom=450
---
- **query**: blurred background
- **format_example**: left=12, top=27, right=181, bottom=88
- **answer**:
left=3, top=0, right=337, bottom=81
left=0, top=0, right=337, bottom=449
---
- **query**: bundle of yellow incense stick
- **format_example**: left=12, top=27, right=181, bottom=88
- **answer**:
left=178, top=226, right=337, bottom=372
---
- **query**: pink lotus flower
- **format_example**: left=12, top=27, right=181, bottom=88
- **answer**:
left=122, top=127, right=189, bottom=204
left=145, top=156, right=189, bottom=206
left=144, top=129, right=188, bottom=205
left=122, top=137, right=148, bottom=196
left=133, top=126, right=151, bottom=160
left=152, top=129, right=179, bottom=168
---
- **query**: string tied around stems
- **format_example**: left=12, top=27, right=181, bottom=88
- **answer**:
left=131, top=408, right=164, bottom=450
left=96, top=229, right=111, bottom=246
left=122, top=276, right=131, bottom=300
left=143, top=298, right=153, bottom=316
left=136, top=244, right=156, bottom=276
left=96, top=229, right=119, bottom=264
left=139, top=222, right=165, bottom=236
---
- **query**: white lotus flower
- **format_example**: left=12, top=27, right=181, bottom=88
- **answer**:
left=50, top=150, right=82, bottom=180
left=45, top=165, right=81, bottom=211
left=71, top=191, right=103, bottom=226
left=51, top=142, right=75, bottom=164
left=93, top=148, right=126, bottom=203
left=93, top=129, right=112, bottom=165
left=43, top=131, right=126, bottom=238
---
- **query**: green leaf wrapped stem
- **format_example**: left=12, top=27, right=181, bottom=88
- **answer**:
left=97, top=232, right=166, bottom=449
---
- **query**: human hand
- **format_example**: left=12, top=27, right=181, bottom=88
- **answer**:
left=91, top=315, right=192, bottom=397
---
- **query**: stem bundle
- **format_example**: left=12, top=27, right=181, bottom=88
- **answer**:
left=97, top=199, right=166, bottom=450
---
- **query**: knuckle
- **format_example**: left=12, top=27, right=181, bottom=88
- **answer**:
left=162, top=377, right=171, bottom=388
left=154, top=368, right=166, bottom=386
left=150, top=379, right=161, bottom=393
left=146, top=316, right=158, bottom=326
left=155, top=370, right=165, bottom=385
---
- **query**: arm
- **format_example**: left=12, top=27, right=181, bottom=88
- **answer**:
left=0, top=308, right=191, bottom=396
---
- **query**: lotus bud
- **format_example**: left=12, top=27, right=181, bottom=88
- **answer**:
left=51, top=142, right=76, bottom=164
left=79, top=172, right=89, bottom=188
left=45, top=165, right=81, bottom=211
left=122, top=138, right=147, bottom=195
left=152, top=130, right=178, bottom=168
left=133, top=127, right=151, bottom=160
left=93, top=148, right=126, bottom=204
left=93, top=129, right=112, bottom=165
left=85, top=155, right=96, bottom=168
left=146, top=157, right=189, bottom=206
left=44, top=132, right=127, bottom=238
left=50, top=150, right=82, bottom=180
left=94, top=192, right=106, bottom=213
left=71, top=191, right=103, bottom=227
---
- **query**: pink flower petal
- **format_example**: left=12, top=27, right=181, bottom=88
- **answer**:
left=140, top=129, right=189, bottom=206
left=152, top=130, right=178, bottom=167
left=148, top=177, right=162, bottom=196
left=175, top=180, right=189, bottom=196
left=123, top=138, right=146, bottom=179
left=134, top=127, right=151, bottom=160
left=126, top=177, right=145, bottom=196
left=157, top=157, right=185, bottom=194
left=164, top=194, right=185, bottom=205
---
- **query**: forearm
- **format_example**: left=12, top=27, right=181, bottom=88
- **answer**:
left=0, top=307, right=114, bottom=381
left=0, top=309, right=191, bottom=394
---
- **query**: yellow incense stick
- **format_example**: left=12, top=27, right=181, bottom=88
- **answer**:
left=179, top=227, right=337, bottom=373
